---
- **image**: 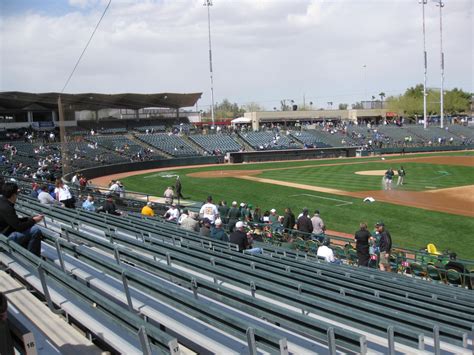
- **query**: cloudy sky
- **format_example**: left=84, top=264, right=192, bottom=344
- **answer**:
left=1, top=0, right=472, bottom=110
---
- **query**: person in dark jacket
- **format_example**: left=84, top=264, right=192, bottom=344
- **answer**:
left=296, top=208, right=313, bottom=237
left=354, top=222, right=371, bottom=267
left=210, top=219, right=229, bottom=242
left=200, top=218, right=211, bottom=238
left=282, top=207, right=295, bottom=233
left=229, top=221, right=262, bottom=254
left=100, top=195, right=121, bottom=215
left=376, top=221, right=392, bottom=272
left=0, top=182, right=43, bottom=256
left=226, top=201, right=241, bottom=232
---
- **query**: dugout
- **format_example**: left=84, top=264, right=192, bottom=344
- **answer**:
left=229, top=147, right=358, bottom=163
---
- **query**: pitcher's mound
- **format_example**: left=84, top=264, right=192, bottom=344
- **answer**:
left=355, top=170, right=399, bottom=176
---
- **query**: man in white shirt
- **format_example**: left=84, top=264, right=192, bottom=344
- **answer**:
left=164, top=204, right=180, bottom=221
left=317, top=239, right=340, bottom=264
left=199, top=196, right=219, bottom=224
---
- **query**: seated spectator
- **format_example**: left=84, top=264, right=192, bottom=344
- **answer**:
left=317, top=238, right=340, bottom=264
left=210, top=219, right=229, bottom=242
left=200, top=218, right=211, bottom=237
left=269, top=208, right=278, bottom=224
left=141, top=202, right=155, bottom=217
left=98, top=194, right=121, bottom=215
left=164, top=204, right=179, bottom=221
left=82, top=195, right=96, bottom=212
left=30, top=183, right=40, bottom=198
left=178, top=208, right=188, bottom=224
left=0, top=182, right=44, bottom=257
left=180, top=212, right=199, bottom=232
left=38, top=184, right=60, bottom=205
left=229, top=221, right=262, bottom=255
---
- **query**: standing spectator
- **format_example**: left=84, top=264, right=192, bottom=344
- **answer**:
left=227, top=201, right=240, bottom=232
left=55, top=179, right=75, bottom=208
left=109, top=180, right=120, bottom=195
left=376, top=222, right=392, bottom=272
left=229, top=221, right=262, bottom=254
left=211, top=219, right=229, bottom=241
left=199, top=196, right=219, bottom=224
left=311, top=210, right=326, bottom=242
left=0, top=182, right=44, bottom=256
left=218, top=201, right=229, bottom=224
left=282, top=207, right=296, bottom=233
left=79, top=175, right=88, bottom=192
left=82, top=195, right=96, bottom=212
left=268, top=209, right=278, bottom=224
left=296, top=208, right=313, bottom=237
left=141, top=202, right=155, bottom=217
left=397, top=166, right=406, bottom=186
left=354, top=223, right=371, bottom=266
left=200, top=218, right=211, bottom=238
left=163, top=186, right=174, bottom=205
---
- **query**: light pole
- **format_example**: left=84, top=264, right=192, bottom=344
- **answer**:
left=204, top=0, right=215, bottom=128
left=362, top=64, right=367, bottom=102
left=420, top=0, right=428, bottom=129
left=434, top=0, right=445, bottom=128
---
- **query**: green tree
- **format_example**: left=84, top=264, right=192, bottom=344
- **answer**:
left=242, top=102, right=264, bottom=112
left=338, top=103, right=348, bottom=110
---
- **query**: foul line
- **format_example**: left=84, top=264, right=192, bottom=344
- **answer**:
left=289, top=193, right=354, bottom=207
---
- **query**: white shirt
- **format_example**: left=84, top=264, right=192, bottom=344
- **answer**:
left=317, top=245, right=335, bottom=263
left=166, top=207, right=180, bottom=221
left=38, top=191, right=57, bottom=205
left=109, top=183, right=120, bottom=192
left=199, top=203, right=219, bottom=223
left=55, top=185, right=72, bottom=201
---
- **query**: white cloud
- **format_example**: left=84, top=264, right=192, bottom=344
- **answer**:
left=0, top=0, right=472, bottom=109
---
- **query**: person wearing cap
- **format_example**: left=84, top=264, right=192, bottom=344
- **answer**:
left=211, top=219, right=229, bottom=242
left=163, top=186, right=174, bottom=205
left=199, top=196, right=219, bottom=224
left=200, top=218, right=211, bottom=237
left=0, top=182, right=44, bottom=257
left=311, top=210, right=326, bottom=243
left=227, top=201, right=241, bottom=232
left=269, top=209, right=278, bottom=224
left=376, top=222, right=392, bottom=272
left=296, top=208, right=313, bottom=238
left=101, top=194, right=121, bottom=215
left=354, top=223, right=371, bottom=267
left=180, top=211, right=200, bottom=232
left=229, top=221, right=262, bottom=254
left=141, top=201, right=155, bottom=217
left=384, top=168, right=394, bottom=190
left=317, top=237, right=340, bottom=264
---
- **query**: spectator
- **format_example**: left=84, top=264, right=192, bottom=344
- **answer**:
left=0, top=182, right=44, bottom=256
left=282, top=207, right=296, bottom=233
left=296, top=208, right=313, bottom=237
left=218, top=201, right=229, bottom=224
left=82, top=195, right=96, bottom=212
left=268, top=208, right=278, bottom=224
left=376, top=222, right=392, bottom=272
left=38, top=184, right=60, bottom=205
left=200, top=218, right=211, bottom=237
left=141, top=202, right=155, bottom=217
left=178, top=209, right=188, bottom=224
left=199, top=196, right=219, bottom=224
left=164, top=204, right=179, bottom=221
left=226, top=201, right=241, bottom=232
left=317, top=238, right=340, bottom=264
left=311, top=210, right=326, bottom=242
left=354, top=223, right=371, bottom=267
left=229, top=221, right=262, bottom=254
left=55, top=179, right=75, bottom=209
left=0, top=292, right=14, bottom=355
left=163, top=186, right=174, bottom=205
left=211, top=219, right=229, bottom=241
left=180, top=212, right=199, bottom=232
left=99, top=195, right=121, bottom=216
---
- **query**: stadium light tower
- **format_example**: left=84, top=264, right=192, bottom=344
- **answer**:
left=434, top=0, right=445, bottom=128
left=204, top=0, right=215, bottom=128
left=420, top=0, right=428, bottom=129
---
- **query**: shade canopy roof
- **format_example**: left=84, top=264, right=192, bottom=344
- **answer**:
left=0, top=91, right=202, bottom=111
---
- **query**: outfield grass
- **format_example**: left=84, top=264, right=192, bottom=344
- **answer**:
left=121, top=151, right=474, bottom=259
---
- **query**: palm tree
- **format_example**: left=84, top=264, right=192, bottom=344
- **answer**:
left=379, top=92, right=386, bottom=108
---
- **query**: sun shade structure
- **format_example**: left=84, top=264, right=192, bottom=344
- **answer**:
left=0, top=91, right=202, bottom=110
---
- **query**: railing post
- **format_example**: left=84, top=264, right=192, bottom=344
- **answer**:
left=37, top=265, right=63, bottom=315
left=191, top=278, right=198, bottom=299
left=250, top=281, right=256, bottom=298
left=210, top=258, right=217, bottom=284
left=137, top=326, right=152, bottom=355
left=114, top=247, right=121, bottom=265
left=433, top=325, right=440, bottom=355
left=246, top=327, right=257, bottom=355
left=55, top=239, right=66, bottom=273
left=387, top=325, right=395, bottom=355
left=327, top=327, right=336, bottom=355
left=166, top=252, right=172, bottom=266
left=279, top=337, right=289, bottom=355
left=121, top=271, right=134, bottom=313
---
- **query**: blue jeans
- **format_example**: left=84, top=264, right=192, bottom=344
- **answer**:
left=245, top=247, right=263, bottom=255
left=8, top=225, right=42, bottom=256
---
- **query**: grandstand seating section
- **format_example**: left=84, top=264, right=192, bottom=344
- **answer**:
left=239, top=131, right=302, bottom=150
left=189, top=133, right=242, bottom=153
left=136, top=133, right=200, bottom=157
left=87, top=135, right=162, bottom=159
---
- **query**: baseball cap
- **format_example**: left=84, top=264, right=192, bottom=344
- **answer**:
left=232, top=201, right=237, bottom=206
left=270, top=208, right=276, bottom=213
left=215, top=219, right=223, bottom=226
left=235, top=221, right=244, bottom=229
left=375, top=221, right=384, bottom=227
left=240, top=203, right=245, bottom=207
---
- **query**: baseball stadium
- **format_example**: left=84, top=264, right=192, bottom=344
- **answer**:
left=1, top=1, right=473, bottom=355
